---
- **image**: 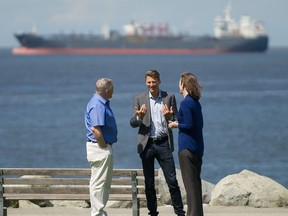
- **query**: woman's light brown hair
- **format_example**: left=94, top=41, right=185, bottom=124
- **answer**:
left=180, top=72, right=201, bottom=100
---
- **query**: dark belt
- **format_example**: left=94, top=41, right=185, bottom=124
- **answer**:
left=87, top=139, right=97, bottom=143
left=87, top=140, right=112, bottom=145
left=148, top=136, right=168, bottom=144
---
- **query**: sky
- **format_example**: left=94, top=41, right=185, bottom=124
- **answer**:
left=1, top=0, right=287, bottom=48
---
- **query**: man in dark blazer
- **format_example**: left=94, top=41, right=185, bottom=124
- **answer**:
left=130, top=70, right=185, bottom=216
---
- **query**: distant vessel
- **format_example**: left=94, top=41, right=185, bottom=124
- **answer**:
left=12, top=4, right=268, bottom=55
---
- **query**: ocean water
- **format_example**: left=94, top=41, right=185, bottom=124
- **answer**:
left=0, top=48, right=287, bottom=188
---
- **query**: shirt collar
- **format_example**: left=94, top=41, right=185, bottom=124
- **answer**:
left=149, top=90, right=162, bottom=100
left=95, top=94, right=109, bottom=105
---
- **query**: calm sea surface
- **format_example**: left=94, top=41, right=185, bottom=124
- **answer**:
left=0, top=48, right=287, bottom=188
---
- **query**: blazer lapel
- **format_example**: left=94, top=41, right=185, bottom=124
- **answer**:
left=161, top=91, right=168, bottom=105
left=143, top=92, right=151, bottom=125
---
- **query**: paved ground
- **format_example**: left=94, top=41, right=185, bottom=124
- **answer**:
left=6, top=205, right=288, bottom=216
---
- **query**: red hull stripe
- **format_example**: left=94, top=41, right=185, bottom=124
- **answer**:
left=12, top=47, right=224, bottom=55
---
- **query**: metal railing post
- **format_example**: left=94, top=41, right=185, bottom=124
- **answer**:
left=0, top=170, right=6, bottom=216
left=131, top=171, right=139, bottom=216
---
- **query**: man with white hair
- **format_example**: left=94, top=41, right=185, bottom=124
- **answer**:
left=85, top=78, right=117, bottom=216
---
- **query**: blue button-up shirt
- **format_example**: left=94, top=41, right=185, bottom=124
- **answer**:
left=85, top=94, right=117, bottom=144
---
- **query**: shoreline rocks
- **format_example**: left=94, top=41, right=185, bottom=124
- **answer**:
left=209, top=169, right=288, bottom=207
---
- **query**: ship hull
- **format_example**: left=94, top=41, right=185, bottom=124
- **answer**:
left=12, top=47, right=225, bottom=55
left=13, top=33, right=268, bottom=55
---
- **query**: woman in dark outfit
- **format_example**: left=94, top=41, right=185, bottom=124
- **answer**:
left=169, top=72, right=204, bottom=216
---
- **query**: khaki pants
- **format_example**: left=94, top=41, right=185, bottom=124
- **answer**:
left=86, top=142, right=113, bottom=216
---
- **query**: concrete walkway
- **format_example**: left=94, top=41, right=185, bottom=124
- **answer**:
left=6, top=205, right=288, bottom=216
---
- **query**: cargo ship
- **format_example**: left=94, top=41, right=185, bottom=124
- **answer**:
left=12, top=5, right=268, bottom=55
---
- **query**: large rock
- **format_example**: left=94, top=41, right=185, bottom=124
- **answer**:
left=50, top=200, right=90, bottom=208
left=209, top=170, right=288, bottom=207
left=202, top=179, right=215, bottom=204
left=18, top=200, right=41, bottom=208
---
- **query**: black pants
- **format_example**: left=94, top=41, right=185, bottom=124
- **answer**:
left=140, top=139, right=185, bottom=216
left=179, top=149, right=203, bottom=216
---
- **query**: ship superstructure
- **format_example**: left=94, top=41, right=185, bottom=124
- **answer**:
left=214, top=4, right=267, bottom=39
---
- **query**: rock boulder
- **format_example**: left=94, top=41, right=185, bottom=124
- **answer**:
left=209, top=170, right=288, bottom=207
